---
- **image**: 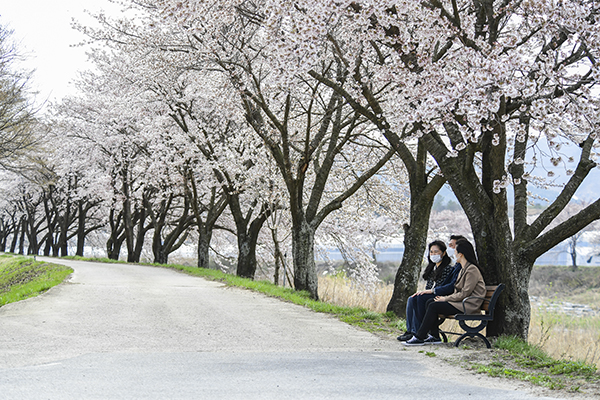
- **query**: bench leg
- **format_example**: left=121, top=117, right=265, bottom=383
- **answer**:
left=454, top=332, right=491, bottom=349
left=439, top=331, right=448, bottom=343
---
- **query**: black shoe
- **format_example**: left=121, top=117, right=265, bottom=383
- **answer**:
left=403, top=336, right=425, bottom=346
left=424, top=334, right=442, bottom=345
left=397, top=332, right=414, bottom=342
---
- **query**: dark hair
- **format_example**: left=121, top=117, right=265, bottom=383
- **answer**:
left=422, top=240, right=452, bottom=281
left=450, top=235, right=467, bottom=242
left=455, top=239, right=479, bottom=267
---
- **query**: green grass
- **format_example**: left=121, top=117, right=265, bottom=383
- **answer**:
left=62, top=255, right=128, bottom=264
left=472, top=363, right=567, bottom=390
left=469, top=335, right=599, bottom=391
left=495, top=335, right=597, bottom=376
left=0, top=255, right=73, bottom=306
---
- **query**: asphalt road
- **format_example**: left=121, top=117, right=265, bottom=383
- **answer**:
left=0, top=258, right=562, bottom=399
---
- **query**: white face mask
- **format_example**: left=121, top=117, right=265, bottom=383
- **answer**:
left=430, top=254, right=442, bottom=263
left=446, top=248, right=456, bottom=259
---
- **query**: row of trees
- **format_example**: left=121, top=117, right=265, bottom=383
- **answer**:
left=0, top=24, right=39, bottom=172
left=2, top=1, right=600, bottom=340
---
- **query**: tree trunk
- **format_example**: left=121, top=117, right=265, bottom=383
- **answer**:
left=131, top=209, right=148, bottom=263
left=9, top=217, right=21, bottom=253
left=107, top=236, right=124, bottom=260
left=59, top=227, right=69, bottom=256
left=52, top=238, right=60, bottom=256
left=292, top=219, right=318, bottom=299
left=18, top=218, right=26, bottom=255
left=154, top=246, right=168, bottom=264
left=26, top=216, right=40, bottom=255
left=124, top=204, right=135, bottom=263
left=148, top=195, right=194, bottom=266
left=121, top=168, right=136, bottom=263
left=76, top=201, right=87, bottom=257
left=197, top=226, right=212, bottom=269
left=0, top=220, right=6, bottom=252
left=58, top=198, right=71, bottom=257
left=42, top=196, right=55, bottom=257
left=569, top=236, right=578, bottom=271
left=107, top=209, right=125, bottom=260
left=183, top=170, right=228, bottom=270
left=271, top=227, right=283, bottom=285
left=236, top=231, right=258, bottom=278
left=234, top=209, right=268, bottom=279
left=43, top=234, right=52, bottom=256
left=386, top=212, right=431, bottom=317
left=486, top=251, right=533, bottom=339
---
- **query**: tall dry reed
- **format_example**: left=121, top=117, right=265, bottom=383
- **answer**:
left=318, top=275, right=393, bottom=313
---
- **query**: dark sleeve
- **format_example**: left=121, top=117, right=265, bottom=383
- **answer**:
left=433, top=264, right=461, bottom=296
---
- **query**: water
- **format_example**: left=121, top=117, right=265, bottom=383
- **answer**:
left=530, top=296, right=598, bottom=316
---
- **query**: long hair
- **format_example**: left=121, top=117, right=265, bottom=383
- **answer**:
left=422, top=240, right=451, bottom=281
left=455, top=239, right=479, bottom=267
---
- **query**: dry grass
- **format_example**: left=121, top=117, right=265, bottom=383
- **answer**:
left=528, top=307, right=600, bottom=368
left=318, top=275, right=394, bottom=313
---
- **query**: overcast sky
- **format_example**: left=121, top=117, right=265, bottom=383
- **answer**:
left=0, top=0, right=118, bottom=105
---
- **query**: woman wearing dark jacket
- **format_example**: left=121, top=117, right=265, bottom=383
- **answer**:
left=404, top=239, right=486, bottom=346
left=398, top=240, right=456, bottom=342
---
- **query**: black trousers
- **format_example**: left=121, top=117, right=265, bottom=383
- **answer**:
left=415, top=298, right=461, bottom=340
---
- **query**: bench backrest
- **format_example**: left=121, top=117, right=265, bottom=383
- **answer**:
left=480, top=284, right=505, bottom=316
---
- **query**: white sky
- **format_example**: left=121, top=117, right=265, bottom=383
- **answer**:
left=0, top=0, right=119, bottom=106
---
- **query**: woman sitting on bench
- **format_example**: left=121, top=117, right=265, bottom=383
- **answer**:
left=404, top=239, right=486, bottom=346
left=397, top=239, right=459, bottom=342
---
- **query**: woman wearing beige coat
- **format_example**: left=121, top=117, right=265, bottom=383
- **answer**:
left=404, top=239, right=486, bottom=346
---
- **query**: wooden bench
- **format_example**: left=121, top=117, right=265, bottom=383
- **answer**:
left=438, top=284, right=505, bottom=348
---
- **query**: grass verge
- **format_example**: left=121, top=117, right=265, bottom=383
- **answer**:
left=465, top=335, right=598, bottom=393
left=0, top=254, right=73, bottom=306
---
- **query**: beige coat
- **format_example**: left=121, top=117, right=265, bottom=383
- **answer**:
left=438, top=262, right=486, bottom=314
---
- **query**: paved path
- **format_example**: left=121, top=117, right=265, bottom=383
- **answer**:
left=0, top=258, right=561, bottom=399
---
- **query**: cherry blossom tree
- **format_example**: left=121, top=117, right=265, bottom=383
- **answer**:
left=0, top=172, right=26, bottom=252
left=156, top=75, right=274, bottom=274
left=53, top=55, right=159, bottom=262
left=0, top=24, right=38, bottom=171
left=317, top=162, right=409, bottom=290
left=301, top=0, right=600, bottom=338
left=411, top=0, right=600, bottom=338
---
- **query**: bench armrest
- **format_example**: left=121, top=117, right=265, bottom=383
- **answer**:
left=459, top=295, right=488, bottom=314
